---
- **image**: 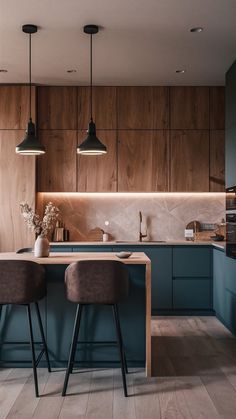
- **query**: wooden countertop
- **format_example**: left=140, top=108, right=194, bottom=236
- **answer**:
left=0, top=252, right=150, bottom=265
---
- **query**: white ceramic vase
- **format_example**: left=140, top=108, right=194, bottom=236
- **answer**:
left=34, top=235, right=50, bottom=257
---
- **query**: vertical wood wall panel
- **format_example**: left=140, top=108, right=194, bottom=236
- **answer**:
left=37, top=130, right=77, bottom=192
left=38, top=86, right=77, bottom=129
left=170, top=130, right=210, bottom=192
left=77, top=131, right=117, bottom=192
left=78, top=87, right=117, bottom=129
left=210, top=87, right=225, bottom=130
left=118, top=130, right=169, bottom=191
left=170, top=86, right=209, bottom=129
left=210, top=130, right=225, bottom=191
left=0, top=86, right=35, bottom=129
left=0, top=131, right=35, bottom=251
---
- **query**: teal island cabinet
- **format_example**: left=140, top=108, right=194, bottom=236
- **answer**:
left=0, top=251, right=151, bottom=372
left=213, top=247, right=236, bottom=334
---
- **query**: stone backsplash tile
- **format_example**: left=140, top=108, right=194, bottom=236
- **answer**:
left=37, top=193, right=225, bottom=242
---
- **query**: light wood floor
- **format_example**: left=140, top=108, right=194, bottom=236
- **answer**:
left=1, top=317, right=236, bottom=418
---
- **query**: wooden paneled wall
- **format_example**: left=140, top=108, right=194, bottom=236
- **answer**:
left=37, top=86, right=225, bottom=192
left=0, top=86, right=36, bottom=251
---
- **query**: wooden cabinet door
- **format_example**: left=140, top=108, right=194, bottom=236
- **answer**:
left=37, top=130, right=77, bottom=192
left=78, top=87, right=116, bottom=129
left=117, top=87, right=169, bottom=129
left=153, top=87, right=169, bottom=128
left=38, top=86, right=77, bottom=129
left=77, top=131, right=117, bottom=192
left=117, top=87, right=152, bottom=129
left=0, top=86, right=35, bottom=129
left=170, top=130, right=209, bottom=191
left=210, top=130, right=225, bottom=191
left=118, top=130, right=169, bottom=191
left=0, top=131, right=35, bottom=251
left=170, top=87, right=209, bottom=129
left=210, top=87, right=225, bottom=129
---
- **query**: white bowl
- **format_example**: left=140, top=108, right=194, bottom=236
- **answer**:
left=115, top=251, right=132, bottom=259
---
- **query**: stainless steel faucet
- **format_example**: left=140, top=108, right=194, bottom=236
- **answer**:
left=139, top=211, right=147, bottom=242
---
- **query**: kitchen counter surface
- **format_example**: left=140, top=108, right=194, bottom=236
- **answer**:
left=50, top=240, right=226, bottom=249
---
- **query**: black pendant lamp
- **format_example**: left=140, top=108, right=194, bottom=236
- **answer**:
left=77, top=25, right=107, bottom=155
left=16, top=24, right=45, bottom=155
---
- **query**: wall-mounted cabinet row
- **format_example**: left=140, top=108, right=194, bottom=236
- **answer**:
left=37, top=129, right=224, bottom=192
left=0, top=85, right=225, bottom=194
left=36, top=86, right=225, bottom=130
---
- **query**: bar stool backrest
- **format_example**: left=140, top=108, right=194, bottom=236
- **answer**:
left=0, top=260, right=46, bottom=304
left=65, top=260, right=129, bottom=304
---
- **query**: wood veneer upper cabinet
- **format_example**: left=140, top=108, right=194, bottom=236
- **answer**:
left=0, top=130, right=35, bottom=251
left=117, top=87, right=169, bottom=129
left=77, top=131, right=117, bottom=192
left=0, top=86, right=35, bottom=129
left=118, top=131, right=169, bottom=191
left=210, top=87, right=225, bottom=129
left=170, top=130, right=209, bottom=192
left=78, top=87, right=116, bottom=129
left=38, top=87, right=77, bottom=129
left=170, top=87, right=209, bottom=129
left=210, top=130, right=225, bottom=192
left=37, top=130, right=77, bottom=192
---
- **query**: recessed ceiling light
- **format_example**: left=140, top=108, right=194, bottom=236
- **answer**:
left=190, top=27, right=203, bottom=33
left=0, top=69, right=8, bottom=73
left=176, top=69, right=186, bottom=74
left=67, top=69, right=77, bottom=73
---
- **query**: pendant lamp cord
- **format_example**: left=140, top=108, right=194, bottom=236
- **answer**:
left=29, top=32, right=32, bottom=121
left=90, top=33, right=93, bottom=121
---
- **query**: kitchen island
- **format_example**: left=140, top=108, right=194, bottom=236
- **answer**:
left=0, top=252, right=151, bottom=375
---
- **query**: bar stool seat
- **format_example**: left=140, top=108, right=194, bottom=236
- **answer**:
left=0, top=260, right=51, bottom=397
left=62, top=259, right=129, bottom=397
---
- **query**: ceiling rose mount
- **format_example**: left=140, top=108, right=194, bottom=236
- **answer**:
left=83, top=24, right=99, bottom=35
left=77, top=24, right=107, bottom=155
left=22, top=24, right=38, bottom=34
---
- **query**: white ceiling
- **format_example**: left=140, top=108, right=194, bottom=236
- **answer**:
left=0, top=0, right=236, bottom=86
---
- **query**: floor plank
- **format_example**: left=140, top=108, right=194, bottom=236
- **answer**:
left=113, top=368, right=136, bottom=419
left=6, top=369, right=49, bottom=419
left=0, top=368, right=32, bottom=419
left=31, top=369, right=65, bottom=419
left=59, top=369, right=92, bottom=419
left=85, top=369, right=114, bottom=419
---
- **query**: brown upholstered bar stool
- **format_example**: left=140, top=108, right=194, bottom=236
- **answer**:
left=0, top=260, right=51, bottom=397
left=62, top=260, right=129, bottom=397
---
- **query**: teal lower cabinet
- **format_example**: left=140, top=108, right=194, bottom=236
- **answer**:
left=173, top=247, right=212, bottom=277
left=50, top=245, right=73, bottom=252
left=73, top=246, right=112, bottom=252
left=213, top=248, right=226, bottom=321
left=172, top=246, right=213, bottom=313
left=213, top=247, right=236, bottom=334
left=173, top=278, right=212, bottom=309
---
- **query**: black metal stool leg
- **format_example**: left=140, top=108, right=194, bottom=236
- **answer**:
left=62, top=304, right=83, bottom=396
left=35, top=302, right=51, bottom=372
left=115, top=305, right=128, bottom=374
left=27, top=304, right=39, bottom=397
left=112, top=304, right=128, bottom=397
